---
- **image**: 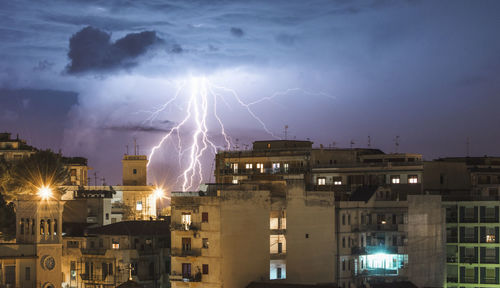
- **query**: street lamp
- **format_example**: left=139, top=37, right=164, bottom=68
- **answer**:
left=38, top=185, right=52, bottom=200
left=153, top=187, right=164, bottom=200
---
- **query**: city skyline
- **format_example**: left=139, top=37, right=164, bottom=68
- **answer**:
left=1, top=0, right=499, bottom=188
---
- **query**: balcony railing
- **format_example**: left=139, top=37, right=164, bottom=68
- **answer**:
left=482, top=277, right=499, bottom=284
left=446, top=276, right=458, bottom=283
left=80, top=248, right=106, bottom=255
left=461, top=256, right=478, bottom=264
left=170, top=272, right=202, bottom=282
left=171, top=222, right=200, bottom=231
left=463, top=276, right=476, bottom=284
left=359, top=223, right=400, bottom=232
left=480, top=217, right=498, bottom=223
left=446, top=255, right=457, bottom=263
left=171, top=248, right=201, bottom=257
left=351, top=245, right=398, bottom=255
left=359, top=268, right=398, bottom=276
left=481, top=256, right=498, bottom=264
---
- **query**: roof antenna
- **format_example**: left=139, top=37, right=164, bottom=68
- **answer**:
left=368, top=136, right=371, bottom=148
left=350, top=140, right=355, bottom=149
left=134, top=138, right=137, bottom=155
left=284, top=125, right=289, bottom=140
left=126, top=145, right=129, bottom=155
left=394, top=136, right=400, bottom=153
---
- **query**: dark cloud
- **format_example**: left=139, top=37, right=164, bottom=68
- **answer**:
left=102, top=122, right=174, bottom=133
left=230, top=27, right=244, bottom=37
left=66, top=26, right=163, bottom=74
left=170, top=44, right=183, bottom=54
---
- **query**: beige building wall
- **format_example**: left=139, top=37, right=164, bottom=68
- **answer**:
left=407, top=194, right=446, bottom=287
left=286, top=180, right=336, bottom=284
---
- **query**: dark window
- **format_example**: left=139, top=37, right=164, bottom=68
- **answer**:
left=106, top=213, right=109, bottom=220
left=182, top=263, right=191, bottom=278
left=202, top=212, right=209, bottom=223
left=149, top=262, right=154, bottom=277
left=202, top=264, right=209, bottom=275
left=342, top=214, right=345, bottom=225
left=182, top=238, right=191, bottom=251
left=133, top=169, right=137, bottom=174
left=108, top=263, right=113, bottom=275
left=305, top=234, right=309, bottom=238
left=278, top=242, right=283, bottom=253
left=20, top=219, right=24, bottom=235
left=131, top=262, right=138, bottom=276
left=277, top=267, right=282, bottom=279
left=25, top=267, right=30, bottom=280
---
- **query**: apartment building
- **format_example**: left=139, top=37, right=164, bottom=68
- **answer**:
left=61, top=220, right=170, bottom=288
left=0, top=132, right=36, bottom=161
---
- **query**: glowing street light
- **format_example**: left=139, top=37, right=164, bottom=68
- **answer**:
left=38, top=185, right=52, bottom=200
left=153, top=187, right=164, bottom=200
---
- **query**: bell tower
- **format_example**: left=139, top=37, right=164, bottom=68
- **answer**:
left=16, top=191, right=63, bottom=288
left=122, top=155, right=148, bottom=186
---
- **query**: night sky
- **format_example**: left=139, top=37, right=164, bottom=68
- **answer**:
left=1, top=1, right=499, bottom=189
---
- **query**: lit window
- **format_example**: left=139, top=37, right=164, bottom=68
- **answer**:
left=136, top=201, right=142, bottom=211
left=334, top=181, right=342, bottom=185
left=182, top=213, right=191, bottom=230
left=408, top=175, right=418, bottom=184
left=318, top=177, right=326, bottom=185
left=232, top=163, right=238, bottom=173
left=284, top=163, right=289, bottom=173
left=112, top=241, right=119, bottom=249
left=202, top=238, right=209, bottom=248
left=486, top=234, right=496, bottom=243
left=245, top=163, right=253, bottom=169
left=272, top=163, right=280, bottom=173
left=391, top=176, right=400, bottom=184
left=256, top=163, right=264, bottom=173
left=232, top=179, right=238, bottom=184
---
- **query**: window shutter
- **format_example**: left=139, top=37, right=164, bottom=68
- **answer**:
left=460, top=266, right=465, bottom=282
left=480, top=206, right=485, bottom=220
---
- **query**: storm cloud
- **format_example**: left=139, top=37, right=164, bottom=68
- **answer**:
left=66, top=26, right=162, bottom=73
left=230, top=27, right=244, bottom=38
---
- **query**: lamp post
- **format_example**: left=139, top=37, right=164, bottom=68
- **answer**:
left=37, top=185, right=52, bottom=200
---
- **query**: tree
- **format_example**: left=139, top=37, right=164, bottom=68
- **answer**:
left=3, top=150, right=69, bottom=201
left=0, top=150, right=69, bottom=238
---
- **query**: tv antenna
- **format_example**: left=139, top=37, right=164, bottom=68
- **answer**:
left=284, top=125, right=289, bottom=140
left=368, top=136, right=371, bottom=148
left=394, top=136, right=400, bottom=153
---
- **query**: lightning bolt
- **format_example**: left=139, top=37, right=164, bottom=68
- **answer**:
left=147, top=76, right=332, bottom=191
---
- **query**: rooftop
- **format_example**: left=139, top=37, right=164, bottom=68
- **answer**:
left=86, top=220, right=171, bottom=236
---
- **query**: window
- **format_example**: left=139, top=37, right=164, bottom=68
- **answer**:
left=408, top=175, right=418, bottom=184
left=71, top=261, right=76, bottom=281
left=182, top=213, right=191, bottom=230
left=47, top=219, right=51, bottom=235
left=202, top=238, right=209, bottom=248
left=277, top=267, right=282, bottom=279
left=267, top=143, right=271, bottom=148
left=133, top=169, right=137, bottom=174
left=106, top=213, right=109, bottom=220
left=342, top=259, right=345, bottom=271
left=232, top=178, right=238, bottom=184
left=333, top=177, right=342, bottom=185
left=272, top=163, right=280, bottom=172
left=305, top=233, right=309, bottom=238
left=348, top=214, right=351, bottom=225
left=284, top=163, right=289, bottom=173
left=342, top=214, right=345, bottom=225
left=40, top=220, right=45, bottom=235
left=25, top=267, right=30, bottom=281
left=182, top=263, right=191, bottom=278
left=182, top=238, right=191, bottom=251
left=390, top=176, right=400, bottom=184
left=245, top=163, right=253, bottom=169
left=232, top=163, right=238, bottom=173
left=99, top=238, right=103, bottom=248
left=318, top=177, right=326, bottom=185
left=202, top=264, right=209, bottom=274
left=136, top=201, right=142, bottom=211
left=256, top=163, right=264, bottom=173
left=202, top=212, right=209, bottom=223
left=342, top=237, right=345, bottom=248
left=112, top=240, right=119, bottom=249
left=71, top=169, right=77, bottom=176
left=53, top=219, right=57, bottom=235
left=486, top=234, right=496, bottom=243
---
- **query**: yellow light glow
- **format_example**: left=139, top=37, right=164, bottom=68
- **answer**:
left=38, top=185, right=52, bottom=200
left=153, top=187, right=164, bottom=200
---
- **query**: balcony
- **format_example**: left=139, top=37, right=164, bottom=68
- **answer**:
left=80, top=248, right=106, bottom=255
left=171, top=223, right=200, bottom=231
left=482, top=277, right=499, bottom=284
left=481, top=256, right=498, bottom=264
left=463, top=276, right=476, bottom=284
left=460, top=256, right=478, bottom=264
left=351, top=245, right=398, bottom=255
left=359, top=223, right=400, bottom=232
left=170, top=272, right=202, bottom=282
left=481, top=217, right=498, bottom=223
left=359, top=268, right=398, bottom=276
left=171, top=248, right=201, bottom=257
left=270, top=252, right=286, bottom=260
left=446, top=255, right=458, bottom=263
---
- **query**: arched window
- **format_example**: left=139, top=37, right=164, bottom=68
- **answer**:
left=53, top=219, right=57, bottom=235
left=20, top=218, right=24, bottom=235
left=47, top=219, right=51, bottom=235
left=25, top=218, right=30, bottom=235
left=40, top=220, right=45, bottom=235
